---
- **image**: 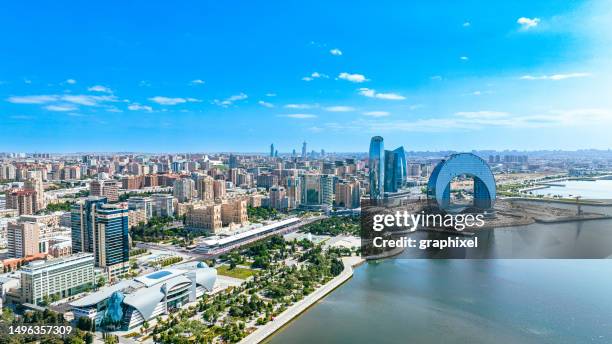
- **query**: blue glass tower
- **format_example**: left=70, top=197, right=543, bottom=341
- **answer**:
left=369, top=136, right=385, bottom=199
left=384, top=146, right=407, bottom=193
left=71, top=196, right=129, bottom=269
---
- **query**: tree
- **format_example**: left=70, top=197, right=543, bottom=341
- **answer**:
left=142, top=320, right=150, bottom=334
left=97, top=276, right=107, bottom=288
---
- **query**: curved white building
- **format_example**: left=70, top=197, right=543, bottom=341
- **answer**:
left=71, top=261, right=216, bottom=330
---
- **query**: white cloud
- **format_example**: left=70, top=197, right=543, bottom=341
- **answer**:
left=460, top=56, right=469, bottom=61
left=258, top=100, right=274, bottom=108
left=66, top=79, right=77, bottom=84
left=88, top=85, right=113, bottom=93
left=190, top=79, right=205, bottom=85
left=363, top=111, right=390, bottom=117
left=463, top=21, right=471, bottom=27
left=517, top=17, right=540, bottom=30
left=214, top=93, right=248, bottom=107
left=338, top=72, right=368, bottom=83
left=128, top=104, right=153, bottom=112
left=519, top=72, right=591, bottom=80
left=266, top=93, right=277, bottom=97
left=324, top=106, right=355, bottom=112
left=303, top=72, right=328, bottom=81
left=7, top=94, right=117, bottom=106
left=330, top=48, right=343, bottom=56
left=285, top=103, right=318, bottom=109
left=358, top=88, right=406, bottom=100
left=455, top=111, right=510, bottom=119
left=7, top=95, right=58, bottom=104
left=280, top=114, right=317, bottom=119
left=149, top=96, right=201, bottom=105
left=61, top=94, right=117, bottom=106
left=430, top=75, right=443, bottom=80
left=45, top=104, right=78, bottom=112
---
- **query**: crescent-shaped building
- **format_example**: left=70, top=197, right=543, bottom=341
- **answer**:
left=427, top=153, right=496, bottom=212
left=71, top=261, right=216, bottom=330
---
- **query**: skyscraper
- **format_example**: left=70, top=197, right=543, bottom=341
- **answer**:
left=71, top=197, right=129, bottom=279
left=270, top=143, right=275, bottom=157
left=368, top=136, right=385, bottom=200
left=302, top=141, right=307, bottom=158
left=384, top=146, right=407, bottom=193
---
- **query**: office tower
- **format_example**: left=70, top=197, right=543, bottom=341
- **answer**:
left=269, top=186, right=287, bottom=210
left=197, top=175, right=215, bottom=201
left=20, top=253, right=95, bottom=305
left=270, top=144, right=275, bottom=158
left=151, top=194, right=175, bottom=217
left=292, top=149, right=296, bottom=158
left=229, top=154, right=239, bottom=169
left=7, top=221, right=40, bottom=258
left=71, top=197, right=129, bottom=279
left=128, top=197, right=154, bottom=219
left=384, top=146, right=407, bottom=193
left=6, top=189, right=37, bottom=215
left=173, top=177, right=196, bottom=202
left=369, top=136, right=385, bottom=200
left=213, top=179, right=226, bottom=200
left=302, top=141, right=307, bottom=158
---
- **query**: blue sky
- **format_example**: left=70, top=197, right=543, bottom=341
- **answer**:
left=1, top=1, right=612, bottom=153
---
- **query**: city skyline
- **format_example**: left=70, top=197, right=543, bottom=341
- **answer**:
left=2, top=1, right=612, bottom=152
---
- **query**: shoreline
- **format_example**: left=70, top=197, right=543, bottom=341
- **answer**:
left=239, top=256, right=365, bottom=344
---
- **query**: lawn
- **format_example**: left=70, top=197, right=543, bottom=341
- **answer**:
left=216, top=265, right=257, bottom=279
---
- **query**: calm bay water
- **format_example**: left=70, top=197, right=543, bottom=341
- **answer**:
left=268, top=184, right=612, bottom=343
left=531, top=179, right=612, bottom=199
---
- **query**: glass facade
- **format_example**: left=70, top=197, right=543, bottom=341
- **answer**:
left=427, top=153, right=496, bottom=212
left=383, top=146, right=407, bottom=193
left=368, top=136, right=385, bottom=199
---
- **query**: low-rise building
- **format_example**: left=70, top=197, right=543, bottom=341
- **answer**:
left=20, top=253, right=95, bottom=305
left=70, top=262, right=216, bottom=330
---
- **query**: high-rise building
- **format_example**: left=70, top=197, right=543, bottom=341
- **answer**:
left=384, top=146, right=407, bottom=193
left=213, top=179, right=226, bottom=200
left=24, top=171, right=45, bottom=211
left=90, top=179, right=119, bottom=202
left=173, top=177, right=196, bottom=202
left=71, top=197, right=130, bottom=279
left=269, top=186, right=287, bottom=210
left=335, top=179, right=361, bottom=209
left=20, top=253, right=95, bottom=305
left=196, top=175, right=214, bottom=201
left=368, top=136, right=385, bottom=200
left=6, top=189, right=37, bottom=215
left=127, top=196, right=154, bottom=219
left=300, top=174, right=334, bottom=207
left=302, top=141, right=307, bottom=158
left=285, top=176, right=301, bottom=209
left=151, top=194, right=175, bottom=217
left=229, top=154, right=239, bottom=169
left=7, top=221, right=40, bottom=258
left=221, top=199, right=248, bottom=226
left=270, top=144, right=275, bottom=158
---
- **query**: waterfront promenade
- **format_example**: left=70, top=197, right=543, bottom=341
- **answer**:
left=240, top=256, right=365, bottom=344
